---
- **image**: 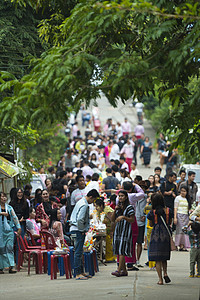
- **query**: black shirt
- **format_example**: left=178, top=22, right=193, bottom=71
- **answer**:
left=160, top=180, right=177, bottom=211
left=11, top=201, right=29, bottom=221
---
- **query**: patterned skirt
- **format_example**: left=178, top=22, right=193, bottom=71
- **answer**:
left=149, top=223, right=170, bottom=261
left=175, top=213, right=190, bottom=248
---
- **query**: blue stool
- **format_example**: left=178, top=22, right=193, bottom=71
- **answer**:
left=84, top=251, right=95, bottom=276
left=69, top=246, right=74, bottom=271
left=47, top=251, right=65, bottom=276
left=93, top=249, right=99, bottom=272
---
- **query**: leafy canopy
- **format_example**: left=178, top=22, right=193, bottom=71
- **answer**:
left=1, top=0, right=200, bottom=156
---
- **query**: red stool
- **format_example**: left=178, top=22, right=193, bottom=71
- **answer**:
left=51, top=254, right=72, bottom=280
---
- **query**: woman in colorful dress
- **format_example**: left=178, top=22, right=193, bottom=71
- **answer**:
left=111, top=190, right=135, bottom=277
left=0, top=192, right=21, bottom=274
left=95, top=198, right=115, bottom=262
left=174, top=186, right=191, bottom=251
left=147, top=193, right=172, bottom=285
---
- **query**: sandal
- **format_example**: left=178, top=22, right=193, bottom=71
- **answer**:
left=120, top=271, right=128, bottom=276
left=9, top=268, right=17, bottom=274
left=163, top=275, right=171, bottom=283
left=157, top=282, right=164, bottom=285
left=111, top=270, right=121, bottom=277
left=76, top=276, right=88, bottom=280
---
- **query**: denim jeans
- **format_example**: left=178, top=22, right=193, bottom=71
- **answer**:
left=71, top=231, right=85, bottom=276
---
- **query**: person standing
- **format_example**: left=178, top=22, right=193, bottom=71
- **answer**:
left=72, top=122, right=79, bottom=138
left=111, top=190, right=135, bottom=277
left=10, top=188, right=29, bottom=266
left=70, top=175, right=87, bottom=211
left=121, top=118, right=131, bottom=136
left=132, top=135, right=138, bottom=165
left=135, top=101, right=144, bottom=123
left=177, top=170, right=186, bottom=191
left=120, top=181, right=145, bottom=271
left=179, top=171, right=198, bottom=206
left=147, top=193, right=173, bottom=285
left=120, top=138, right=135, bottom=172
left=130, top=162, right=140, bottom=181
left=70, top=189, right=100, bottom=280
left=0, top=192, right=21, bottom=274
left=135, top=190, right=147, bottom=267
left=109, top=140, right=120, bottom=162
left=160, top=172, right=177, bottom=212
left=174, top=186, right=191, bottom=251
left=182, top=222, right=200, bottom=278
left=102, top=168, right=121, bottom=197
left=140, top=136, right=152, bottom=168
left=134, top=123, right=145, bottom=140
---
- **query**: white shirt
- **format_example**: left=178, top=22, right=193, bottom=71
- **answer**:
left=121, top=122, right=131, bottom=133
left=81, top=166, right=94, bottom=178
left=121, top=162, right=129, bottom=171
left=130, top=169, right=140, bottom=180
left=134, top=125, right=144, bottom=136
left=120, top=142, right=135, bottom=159
left=85, top=181, right=100, bottom=213
left=116, top=125, right=123, bottom=138
left=135, top=102, right=144, bottom=113
left=110, top=143, right=120, bottom=160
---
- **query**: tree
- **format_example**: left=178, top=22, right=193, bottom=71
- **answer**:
left=1, top=0, right=200, bottom=157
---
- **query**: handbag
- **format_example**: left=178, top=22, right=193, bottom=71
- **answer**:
left=160, top=215, right=176, bottom=251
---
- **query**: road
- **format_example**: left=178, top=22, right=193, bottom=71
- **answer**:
left=1, top=98, right=199, bottom=300
left=0, top=251, right=199, bottom=300
left=77, top=94, right=160, bottom=179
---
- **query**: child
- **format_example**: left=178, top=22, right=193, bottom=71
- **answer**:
left=109, top=194, right=117, bottom=210
left=182, top=222, right=200, bottom=277
left=144, top=194, right=156, bottom=269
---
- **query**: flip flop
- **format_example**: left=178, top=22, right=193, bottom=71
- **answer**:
left=84, top=274, right=92, bottom=278
left=163, top=275, right=171, bottom=283
left=157, top=282, right=164, bottom=285
left=76, top=276, right=88, bottom=280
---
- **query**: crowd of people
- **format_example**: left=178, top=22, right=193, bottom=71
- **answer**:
left=0, top=113, right=200, bottom=284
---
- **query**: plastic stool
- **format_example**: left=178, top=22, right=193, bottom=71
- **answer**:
left=92, top=249, right=99, bottom=272
left=84, top=252, right=95, bottom=276
left=51, top=254, right=72, bottom=280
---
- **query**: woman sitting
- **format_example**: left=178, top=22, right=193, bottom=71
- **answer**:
left=26, top=207, right=41, bottom=244
left=95, top=198, right=115, bottom=262
left=35, top=189, right=57, bottom=229
left=111, top=190, right=135, bottom=277
left=50, top=209, right=70, bottom=247
left=0, top=192, right=21, bottom=274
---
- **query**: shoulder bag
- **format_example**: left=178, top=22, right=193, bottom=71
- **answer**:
left=160, top=215, right=176, bottom=251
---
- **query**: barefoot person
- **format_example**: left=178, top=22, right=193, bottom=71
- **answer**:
left=111, top=190, right=135, bottom=277
left=70, top=189, right=100, bottom=280
left=147, top=193, right=172, bottom=285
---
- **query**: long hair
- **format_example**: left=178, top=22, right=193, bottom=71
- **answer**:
left=151, top=192, right=165, bottom=216
left=10, top=188, right=27, bottom=209
left=180, top=185, right=192, bottom=210
left=116, top=190, right=130, bottom=217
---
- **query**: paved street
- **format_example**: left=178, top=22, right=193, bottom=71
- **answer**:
left=78, top=94, right=160, bottom=179
left=0, top=251, right=199, bottom=300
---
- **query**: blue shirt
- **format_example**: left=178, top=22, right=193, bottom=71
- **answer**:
left=70, top=197, right=90, bottom=232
